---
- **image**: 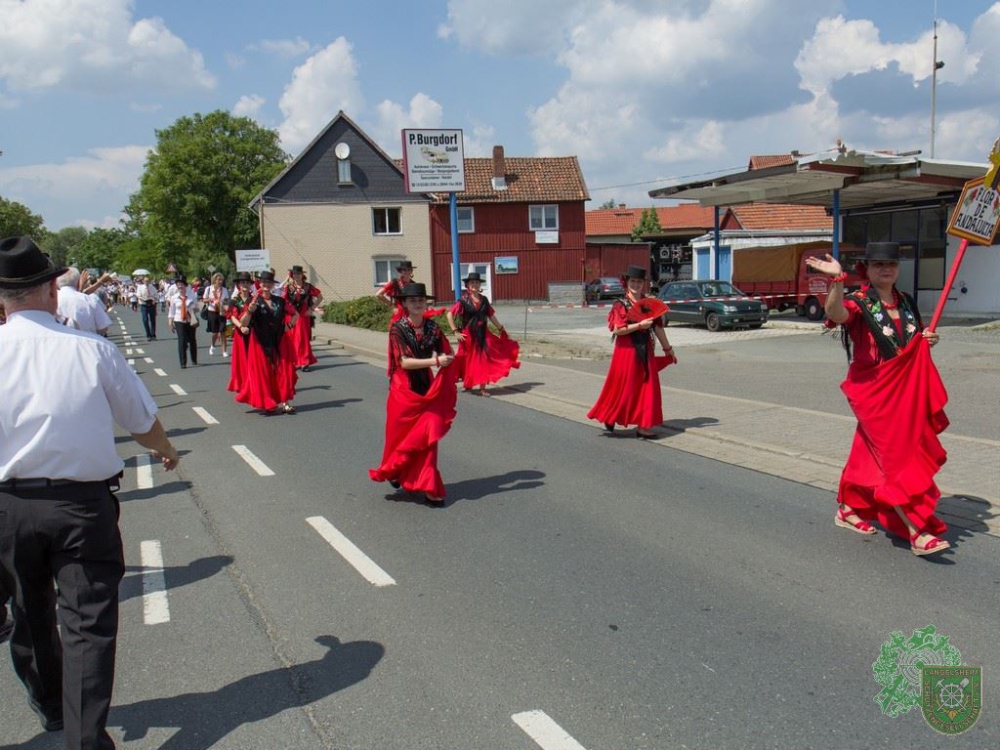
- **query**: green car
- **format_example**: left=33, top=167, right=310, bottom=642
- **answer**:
left=657, top=280, right=768, bottom=332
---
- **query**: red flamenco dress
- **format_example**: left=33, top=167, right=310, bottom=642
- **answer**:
left=283, top=282, right=320, bottom=368
left=449, top=292, right=520, bottom=390
left=369, top=317, right=459, bottom=498
left=834, top=287, right=949, bottom=540
left=236, top=295, right=298, bottom=411
left=227, top=292, right=253, bottom=394
left=587, top=298, right=673, bottom=430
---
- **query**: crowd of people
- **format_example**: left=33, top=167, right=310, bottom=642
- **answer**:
left=0, top=237, right=956, bottom=748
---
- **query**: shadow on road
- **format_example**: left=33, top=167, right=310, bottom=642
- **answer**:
left=662, top=416, right=720, bottom=432
left=441, top=470, right=546, bottom=505
left=119, top=480, right=192, bottom=503
left=1, top=635, right=384, bottom=750
left=488, top=381, right=545, bottom=396
left=119, top=555, right=234, bottom=603
left=293, top=398, right=363, bottom=413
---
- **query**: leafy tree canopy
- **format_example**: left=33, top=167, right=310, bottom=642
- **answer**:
left=631, top=207, right=663, bottom=241
left=0, top=196, right=45, bottom=239
left=598, top=198, right=619, bottom=209
left=132, top=110, right=288, bottom=278
left=40, top=226, right=89, bottom=267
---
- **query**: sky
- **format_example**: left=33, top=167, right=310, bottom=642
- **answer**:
left=1, top=0, right=997, bottom=231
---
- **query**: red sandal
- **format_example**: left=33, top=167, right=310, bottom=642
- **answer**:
left=910, top=533, right=951, bottom=556
left=835, top=507, right=876, bottom=535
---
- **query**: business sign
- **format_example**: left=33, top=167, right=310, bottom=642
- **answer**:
left=535, top=231, right=559, bottom=244
left=495, top=256, right=518, bottom=275
left=947, top=177, right=1000, bottom=246
left=401, top=129, right=466, bottom=193
left=236, top=249, right=271, bottom=272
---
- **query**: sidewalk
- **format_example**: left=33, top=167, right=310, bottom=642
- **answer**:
left=313, top=321, right=999, bottom=537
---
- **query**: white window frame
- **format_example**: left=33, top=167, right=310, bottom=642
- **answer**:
left=373, top=257, right=408, bottom=287
left=456, top=206, right=475, bottom=234
left=529, top=204, right=559, bottom=231
left=372, top=207, right=402, bottom=236
left=337, top=157, right=352, bottom=184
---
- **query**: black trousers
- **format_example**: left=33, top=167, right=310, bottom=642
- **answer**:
left=0, top=483, right=124, bottom=750
left=140, top=303, right=157, bottom=338
left=175, top=321, right=198, bottom=366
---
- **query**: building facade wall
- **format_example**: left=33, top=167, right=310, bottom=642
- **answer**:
left=940, top=234, right=1000, bottom=316
left=260, top=202, right=432, bottom=301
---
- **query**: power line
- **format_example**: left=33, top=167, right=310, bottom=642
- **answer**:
left=589, top=164, right=746, bottom=193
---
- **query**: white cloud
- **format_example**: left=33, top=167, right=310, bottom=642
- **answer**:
left=439, top=0, right=595, bottom=56
left=233, top=94, right=266, bottom=119
left=372, top=93, right=444, bottom=154
left=0, top=145, right=149, bottom=230
left=0, top=0, right=215, bottom=95
left=250, top=37, right=316, bottom=58
left=644, top=121, right=727, bottom=164
left=277, top=38, right=365, bottom=154
left=462, top=122, right=498, bottom=157
left=225, top=51, right=246, bottom=70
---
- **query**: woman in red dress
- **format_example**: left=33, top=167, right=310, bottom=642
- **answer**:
left=370, top=283, right=458, bottom=504
left=236, top=271, right=299, bottom=414
left=446, top=271, right=519, bottom=396
left=587, top=265, right=676, bottom=438
left=375, top=260, right=415, bottom=325
left=227, top=272, right=254, bottom=395
left=806, top=242, right=949, bottom=556
left=283, top=264, right=323, bottom=371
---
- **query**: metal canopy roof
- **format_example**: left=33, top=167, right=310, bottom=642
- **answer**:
left=649, top=150, right=987, bottom=210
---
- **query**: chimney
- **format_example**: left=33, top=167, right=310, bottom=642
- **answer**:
left=491, top=145, right=507, bottom=190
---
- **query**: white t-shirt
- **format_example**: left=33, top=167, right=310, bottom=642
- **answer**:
left=202, top=285, right=230, bottom=312
left=0, top=310, right=158, bottom=481
left=167, top=289, right=200, bottom=322
left=57, top=286, right=112, bottom=333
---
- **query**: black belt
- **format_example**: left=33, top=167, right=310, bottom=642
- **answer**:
left=0, top=471, right=123, bottom=492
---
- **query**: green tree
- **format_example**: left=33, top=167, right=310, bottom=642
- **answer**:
left=40, top=226, right=89, bottom=267
left=0, top=196, right=45, bottom=238
left=599, top=198, right=619, bottom=209
left=74, top=228, right=128, bottom=271
left=133, top=110, right=287, bottom=276
left=631, top=207, right=663, bottom=241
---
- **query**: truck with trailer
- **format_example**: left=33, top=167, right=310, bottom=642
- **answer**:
left=731, top=241, right=864, bottom=320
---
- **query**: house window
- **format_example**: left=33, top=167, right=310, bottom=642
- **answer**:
left=373, top=257, right=408, bottom=286
left=337, top=157, right=352, bottom=184
left=457, top=207, right=475, bottom=233
left=373, top=207, right=402, bottom=235
left=529, top=204, right=558, bottom=231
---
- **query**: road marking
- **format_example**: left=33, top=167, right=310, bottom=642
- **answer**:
left=127, top=359, right=135, bottom=367
left=140, top=540, right=170, bottom=625
left=193, top=406, right=219, bottom=425
left=126, top=348, right=133, bottom=355
left=154, top=368, right=167, bottom=377
left=169, top=384, right=187, bottom=396
left=232, top=445, right=275, bottom=476
left=512, top=711, right=588, bottom=750
left=306, top=516, right=396, bottom=587
left=144, top=357, right=154, bottom=363
left=135, top=348, right=145, bottom=354
left=136, top=453, right=154, bottom=489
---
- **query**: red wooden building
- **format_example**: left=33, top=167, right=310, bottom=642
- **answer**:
left=426, top=147, right=592, bottom=301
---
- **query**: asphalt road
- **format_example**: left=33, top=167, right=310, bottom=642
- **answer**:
left=1, top=308, right=997, bottom=749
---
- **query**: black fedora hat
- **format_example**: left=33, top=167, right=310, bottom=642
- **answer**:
left=0, top=236, right=67, bottom=290
left=258, top=270, right=276, bottom=282
left=865, top=242, right=901, bottom=261
left=396, top=260, right=415, bottom=271
left=397, top=282, right=435, bottom=300
left=174, top=274, right=188, bottom=285
left=463, top=271, right=483, bottom=284
left=234, top=271, right=252, bottom=283
left=622, top=265, right=647, bottom=280
left=291, top=265, right=304, bottom=274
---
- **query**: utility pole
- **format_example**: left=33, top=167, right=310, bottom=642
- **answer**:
left=930, top=1, right=945, bottom=157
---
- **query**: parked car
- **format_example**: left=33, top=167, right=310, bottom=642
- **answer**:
left=657, top=280, right=768, bottom=332
left=585, top=277, right=624, bottom=301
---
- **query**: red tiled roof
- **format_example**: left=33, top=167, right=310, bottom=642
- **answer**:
left=748, top=154, right=796, bottom=170
left=393, top=157, right=589, bottom=203
left=586, top=204, right=717, bottom=236
left=730, top=203, right=832, bottom=231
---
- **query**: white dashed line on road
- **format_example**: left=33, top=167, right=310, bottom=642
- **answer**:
left=192, top=407, right=219, bottom=425
left=306, top=516, right=396, bottom=587
left=169, top=384, right=187, bottom=396
left=154, top=368, right=167, bottom=377
left=127, top=359, right=135, bottom=367
left=144, top=357, right=154, bottom=363
left=140, top=540, right=170, bottom=625
left=232, top=445, right=275, bottom=476
left=135, top=348, right=145, bottom=354
left=136, top=453, right=153, bottom=489
left=126, top=348, right=133, bottom=355
left=512, top=711, right=588, bottom=750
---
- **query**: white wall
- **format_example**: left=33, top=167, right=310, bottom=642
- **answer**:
left=936, top=234, right=1000, bottom=317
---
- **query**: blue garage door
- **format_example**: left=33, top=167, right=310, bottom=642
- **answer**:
left=695, top=248, right=710, bottom=279
left=716, top=245, right=732, bottom=281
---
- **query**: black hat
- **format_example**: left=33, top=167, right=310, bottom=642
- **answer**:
left=864, top=242, right=900, bottom=261
left=291, top=265, right=304, bottom=274
left=396, top=260, right=415, bottom=271
left=174, top=274, right=188, bottom=285
left=234, top=271, right=252, bottom=283
left=622, top=265, right=647, bottom=280
left=397, top=282, right=435, bottom=300
left=0, top=236, right=67, bottom=290
left=258, top=270, right=276, bottom=282
left=463, top=271, right=483, bottom=284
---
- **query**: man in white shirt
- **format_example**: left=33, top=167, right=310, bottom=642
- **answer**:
left=0, top=236, right=179, bottom=744
left=56, top=267, right=112, bottom=335
left=167, top=275, right=201, bottom=367
left=136, top=275, right=158, bottom=340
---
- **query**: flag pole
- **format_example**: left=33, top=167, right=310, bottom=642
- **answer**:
left=927, top=238, right=968, bottom=333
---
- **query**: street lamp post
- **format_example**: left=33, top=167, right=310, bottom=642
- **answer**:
left=930, top=10, right=945, bottom=157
